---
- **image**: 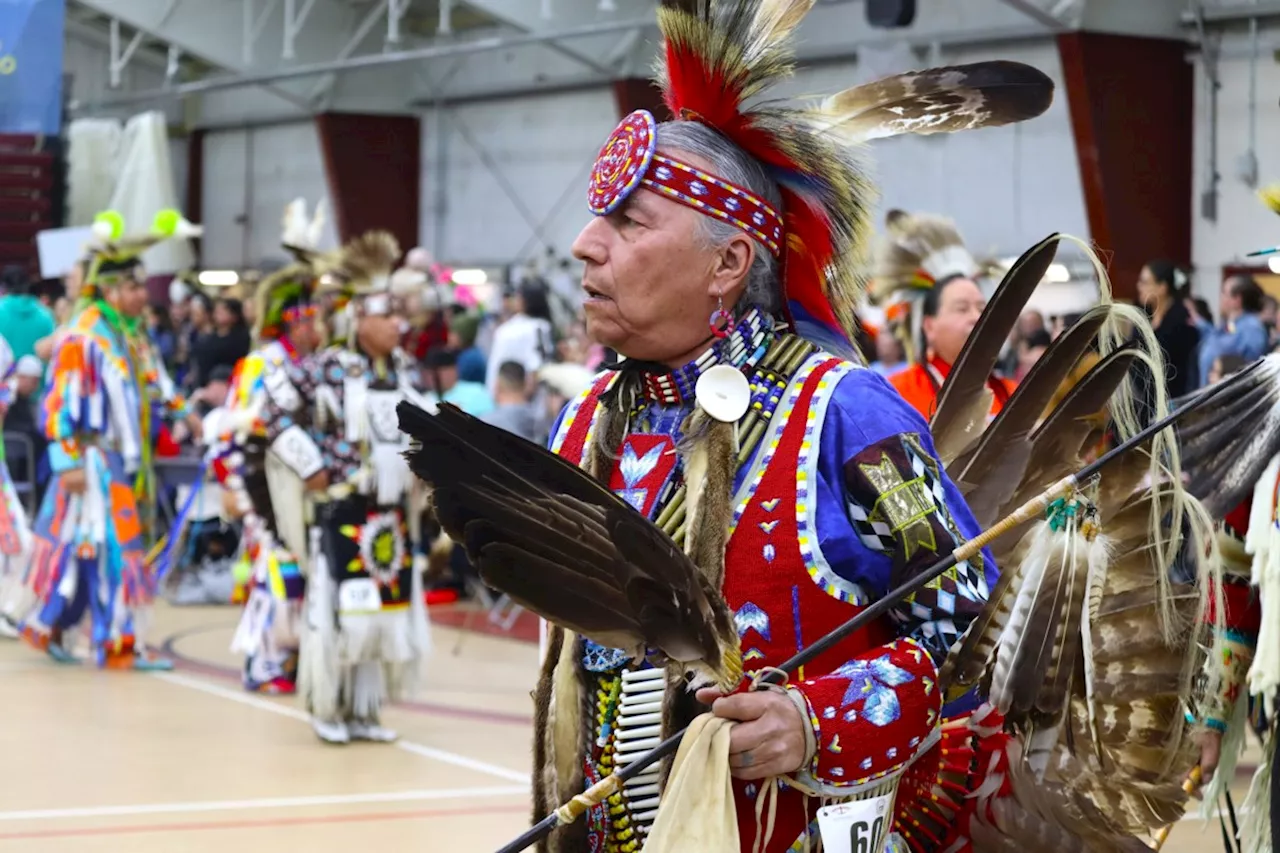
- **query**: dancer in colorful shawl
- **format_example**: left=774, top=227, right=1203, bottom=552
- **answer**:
left=21, top=209, right=203, bottom=669
left=0, top=335, right=36, bottom=638
left=219, top=198, right=330, bottom=694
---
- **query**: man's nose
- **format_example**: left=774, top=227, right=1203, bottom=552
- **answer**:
left=571, top=217, right=608, bottom=265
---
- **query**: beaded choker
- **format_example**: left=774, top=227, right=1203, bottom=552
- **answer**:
left=631, top=308, right=771, bottom=406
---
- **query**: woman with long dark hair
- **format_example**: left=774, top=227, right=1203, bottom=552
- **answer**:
left=189, top=297, right=252, bottom=390
left=1136, top=259, right=1200, bottom=399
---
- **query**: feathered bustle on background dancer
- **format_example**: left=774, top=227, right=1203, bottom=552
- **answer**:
left=258, top=229, right=434, bottom=745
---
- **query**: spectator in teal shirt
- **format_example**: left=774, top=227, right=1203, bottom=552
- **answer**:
left=0, top=267, right=56, bottom=364
left=429, top=346, right=494, bottom=418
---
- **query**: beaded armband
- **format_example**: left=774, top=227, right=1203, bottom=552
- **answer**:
left=1199, top=631, right=1255, bottom=732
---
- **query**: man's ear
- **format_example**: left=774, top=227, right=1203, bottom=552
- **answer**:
left=709, top=234, right=755, bottom=300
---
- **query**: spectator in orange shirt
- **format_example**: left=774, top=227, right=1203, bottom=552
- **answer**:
left=887, top=273, right=1015, bottom=421
left=870, top=209, right=1015, bottom=422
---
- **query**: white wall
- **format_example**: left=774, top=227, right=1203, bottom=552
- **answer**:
left=422, top=87, right=619, bottom=267
left=200, top=121, right=339, bottom=268
left=420, top=37, right=1084, bottom=272
left=1191, top=24, right=1280, bottom=311
left=182, top=35, right=1084, bottom=279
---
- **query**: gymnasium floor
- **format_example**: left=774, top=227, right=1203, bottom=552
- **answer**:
left=0, top=600, right=1250, bottom=852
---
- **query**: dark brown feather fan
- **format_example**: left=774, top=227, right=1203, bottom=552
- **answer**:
left=818, top=60, right=1056, bottom=143
left=929, top=234, right=1060, bottom=465
left=1173, top=354, right=1280, bottom=517
left=395, top=400, right=742, bottom=691
left=940, top=344, right=1146, bottom=698
left=954, top=306, right=1111, bottom=527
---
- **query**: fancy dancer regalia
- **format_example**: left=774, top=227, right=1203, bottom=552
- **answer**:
left=0, top=335, right=36, bottom=639
left=871, top=210, right=1016, bottom=422
left=22, top=209, right=203, bottom=669
left=396, top=2, right=1092, bottom=850
left=259, top=230, right=432, bottom=745
left=399, top=6, right=1246, bottom=853
left=1166, top=187, right=1280, bottom=853
left=218, top=198, right=329, bottom=694
left=1171, top=350, right=1280, bottom=852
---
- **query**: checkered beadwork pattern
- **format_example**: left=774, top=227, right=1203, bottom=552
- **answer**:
left=843, top=433, right=989, bottom=665
left=587, top=110, right=783, bottom=257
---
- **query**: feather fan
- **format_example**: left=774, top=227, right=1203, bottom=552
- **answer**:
left=954, top=306, right=1111, bottom=526
left=1174, top=354, right=1280, bottom=516
left=396, top=401, right=742, bottom=691
left=930, top=234, right=1059, bottom=465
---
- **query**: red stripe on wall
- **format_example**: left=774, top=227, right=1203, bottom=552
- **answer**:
left=611, top=79, right=671, bottom=121
left=1057, top=32, right=1194, bottom=302
left=186, top=128, right=205, bottom=265
left=314, top=112, right=421, bottom=253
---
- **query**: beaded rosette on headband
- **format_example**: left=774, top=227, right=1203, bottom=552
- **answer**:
left=583, top=0, right=1054, bottom=357
left=589, top=109, right=783, bottom=258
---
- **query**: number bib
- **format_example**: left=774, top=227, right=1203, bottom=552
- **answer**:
left=816, top=791, right=895, bottom=853
left=338, top=578, right=383, bottom=614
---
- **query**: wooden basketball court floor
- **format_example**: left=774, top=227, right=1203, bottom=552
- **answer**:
left=0, top=600, right=1252, bottom=852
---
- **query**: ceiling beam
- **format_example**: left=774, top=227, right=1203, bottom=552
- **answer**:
left=995, top=0, right=1067, bottom=30
left=461, top=0, right=658, bottom=74
left=78, top=17, right=656, bottom=110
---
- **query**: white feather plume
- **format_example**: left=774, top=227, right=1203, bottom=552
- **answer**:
left=281, top=197, right=326, bottom=250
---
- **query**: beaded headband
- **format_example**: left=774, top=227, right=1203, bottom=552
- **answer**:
left=588, top=110, right=783, bottom=258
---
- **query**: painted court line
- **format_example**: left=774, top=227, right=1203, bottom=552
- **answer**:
left=154, top=671, right=530, bottom=785
left=0, top=803, right=530, bottom=841
left=0, top=786, right=529, bottom=822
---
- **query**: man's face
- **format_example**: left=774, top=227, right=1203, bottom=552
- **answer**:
left=357, top=308, right=403, bottom=358
left=204, top=379, right=230, bottom=408
left=1017, top=310, right=1045, bottom=338
left=289, top=316, right=321, bottom=354
left=118, top=277, right=149, bottom=319
left=437, top=365, right=458, bottom=393
left=874, top=332, right=902, bottom=364
left=571, top=149, right=750, bottom=363
left=1263, top=297, right=1278, bottom=327
left=1221, top=278, right=1243, bottom=319
left=16, top=375, right=38, bottom=397
left=922, top=278, right=986, bottom=365
left=64, top=264, right=83, bottom=300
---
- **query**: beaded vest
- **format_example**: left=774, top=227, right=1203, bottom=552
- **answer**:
left=549, top=325, right=898, bottom=851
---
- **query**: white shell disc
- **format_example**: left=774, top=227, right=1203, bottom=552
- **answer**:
left=695, top=364, right=751, bottom=423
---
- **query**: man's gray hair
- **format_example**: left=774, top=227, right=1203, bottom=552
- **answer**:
left=656, top=121, right=782, bottom=316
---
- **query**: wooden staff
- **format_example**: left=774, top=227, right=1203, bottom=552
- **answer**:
left=496, top=361, right=1263, bottom=853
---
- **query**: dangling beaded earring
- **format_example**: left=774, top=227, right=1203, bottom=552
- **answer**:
left=709, top=293, right=735, bottom=339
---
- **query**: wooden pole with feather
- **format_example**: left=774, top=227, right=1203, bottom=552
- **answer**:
left=396, top=360, right=1262, bottom=853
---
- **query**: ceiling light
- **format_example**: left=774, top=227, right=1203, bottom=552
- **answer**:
left=1045, top=263, right=1070, bottom=283
left=198, top=270, right=239, bottom=286
left=452, top=268, right=488, bottom=286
